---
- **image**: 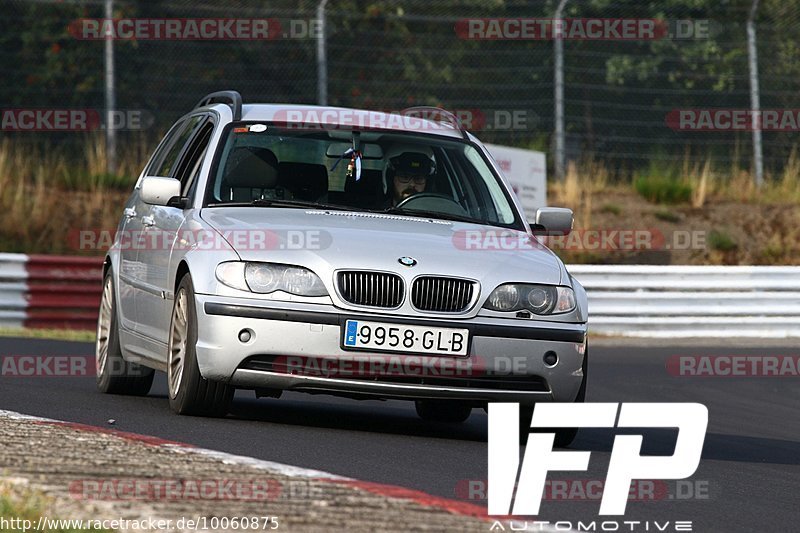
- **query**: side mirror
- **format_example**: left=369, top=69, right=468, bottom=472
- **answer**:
left=140, top=176, right=181, bottom=206
left=531, top=207, right=573, bottom=236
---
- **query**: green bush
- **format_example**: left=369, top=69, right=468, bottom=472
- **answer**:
left=57, top=172, right=134, bottom=191
left=634, top=175, right=693, bottom=204
left=708, top=230, right=737, bottom=252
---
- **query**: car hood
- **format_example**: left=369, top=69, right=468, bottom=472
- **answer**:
left=200, top=208, right=565, bottom=285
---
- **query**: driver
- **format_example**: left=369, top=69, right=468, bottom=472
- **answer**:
left=383, top=146, right=436, bottom=207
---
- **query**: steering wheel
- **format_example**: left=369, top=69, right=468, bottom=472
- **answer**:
left=395, top=193, right=470, bottom=217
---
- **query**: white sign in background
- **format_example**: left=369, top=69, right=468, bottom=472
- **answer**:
left=485, top=143, right=547, bottom=219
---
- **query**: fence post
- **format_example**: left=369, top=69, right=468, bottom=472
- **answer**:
left=104, top=0, right=117, bottom=175
left=316, top=0, right=330, bottom=106
left=747, top=0, right=763, bottom=187
left=553, top=0, right=569, bottom=181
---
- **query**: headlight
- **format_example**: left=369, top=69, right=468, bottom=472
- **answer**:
left=215, top=262, right=248, bottom=291
left=486, top=284, right=520, bottom=311
left=272, top=265, right=328, bottom=296
left=484, top=284, right=575, bottom=315
left=215, top=262, right=328, bottom=297
left=526, top=286, right=553, bottom=313
left=245, top=263, right=281, bottom=293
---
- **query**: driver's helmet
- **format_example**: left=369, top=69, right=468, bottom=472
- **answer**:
left=382, top=144, right=436, bottom=194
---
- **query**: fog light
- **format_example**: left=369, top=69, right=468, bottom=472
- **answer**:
left=238, top=329, right=253, bottom=343
left=543, top=350, right=558, bottom=367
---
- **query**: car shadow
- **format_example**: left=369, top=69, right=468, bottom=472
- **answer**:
left=226, top=393, right=489, bottom=442
left=227, top=394, right=800, bottom=466
left=147, top=372, right=800, bottom=466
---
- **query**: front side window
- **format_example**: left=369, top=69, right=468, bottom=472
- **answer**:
left=152, top=115, right=204, bottom=178
left=174, top=122, right=214, bottom=197
left=144, top=119, right=186, bottom=177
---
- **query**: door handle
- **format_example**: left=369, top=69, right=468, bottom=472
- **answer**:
left=123, top=207, right=136, bottom=218
left=141, top=216, right=155, bottom=227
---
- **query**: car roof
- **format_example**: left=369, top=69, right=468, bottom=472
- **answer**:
left=231, top=104, right=465, bottom=139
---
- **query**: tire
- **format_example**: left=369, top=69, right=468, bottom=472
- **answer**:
left=167, top=273, right=233, bottom=417
left=415, top=400, right=472, bottom=423
left=96, top=269, right=154, bottom=396
left=520, top=344, right=589, bottom=448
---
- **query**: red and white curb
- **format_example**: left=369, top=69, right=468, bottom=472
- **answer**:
left=0, top=409, right=495, bottom=522
left=0, top=253, right=102, bottom=330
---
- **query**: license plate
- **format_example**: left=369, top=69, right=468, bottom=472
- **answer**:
left=342, top=320, right=469, bottom=356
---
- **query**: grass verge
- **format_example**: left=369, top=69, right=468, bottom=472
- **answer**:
left=0, top=484, right=112, bottom=533
left=0, top=328, right=95, bottom=343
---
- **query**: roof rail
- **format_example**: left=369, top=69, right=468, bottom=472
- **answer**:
left=195, top=90, right=242, bottom=121
left=401, top=106, right=469, bottom=140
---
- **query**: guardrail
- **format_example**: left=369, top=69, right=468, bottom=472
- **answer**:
left=0, top=253, right=102, bottom=330
left=1, top=254, right=798, bottom=337
left=569, top=265, right=800, bottom=337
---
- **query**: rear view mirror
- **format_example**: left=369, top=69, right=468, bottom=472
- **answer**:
left=140, top=176, right=181, bottom=206
left=326, top=142, right=383, bottom=159
left=531, top=207, right=573, bottom=236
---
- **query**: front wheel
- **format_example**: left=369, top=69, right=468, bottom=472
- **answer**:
left=167, top=274, right=233, bottom=417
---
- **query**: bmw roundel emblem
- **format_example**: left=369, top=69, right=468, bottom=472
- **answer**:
left=398, top=256, right=417, bottom=267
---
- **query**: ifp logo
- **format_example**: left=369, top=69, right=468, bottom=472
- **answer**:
left=488, top=403, right=708, bottom=516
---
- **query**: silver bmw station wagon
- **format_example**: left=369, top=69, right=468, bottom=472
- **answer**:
left=96, top=91, right=588, bottom=446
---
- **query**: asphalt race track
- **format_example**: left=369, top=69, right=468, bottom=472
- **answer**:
left=1, top=336, right=797, bottom=532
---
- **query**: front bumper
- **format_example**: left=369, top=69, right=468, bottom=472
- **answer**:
left=194, top=294, right=587, bottom=403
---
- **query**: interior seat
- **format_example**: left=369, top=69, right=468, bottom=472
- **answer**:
left=220, top=146, right=280, bottom=202
left=278, top=162, right=329, bottom=202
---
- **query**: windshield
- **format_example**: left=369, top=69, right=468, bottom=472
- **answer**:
left=205, top=124, right=521, bottom=228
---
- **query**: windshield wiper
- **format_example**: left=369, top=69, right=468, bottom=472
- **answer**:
left=208, top=199, right=360, bottom=211
left=251, top=198, right=331, bottom=209
left=380, top=206, right=485, bottom=225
